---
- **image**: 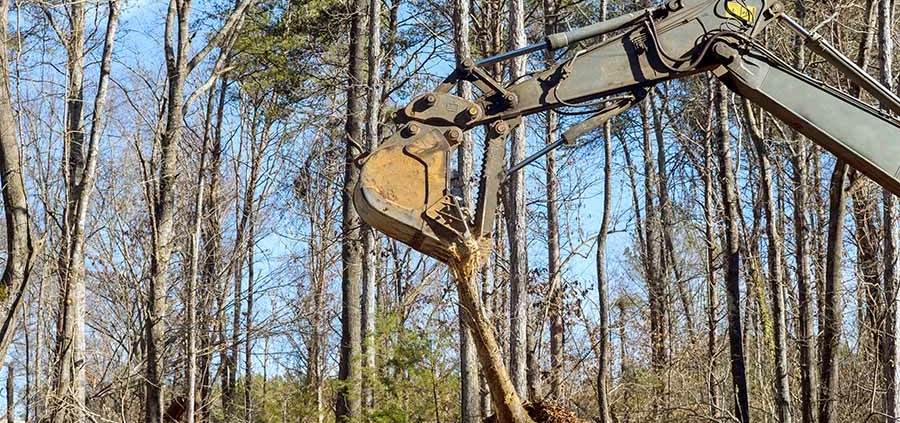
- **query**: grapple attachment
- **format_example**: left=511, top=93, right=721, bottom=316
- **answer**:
left=354, top=118, right=473, bottom=264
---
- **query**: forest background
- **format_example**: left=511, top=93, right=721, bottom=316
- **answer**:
left=0, top=0, right=896, bottom=422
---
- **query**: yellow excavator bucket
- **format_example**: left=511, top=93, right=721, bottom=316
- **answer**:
left=354, top=122, right=465, bottom=264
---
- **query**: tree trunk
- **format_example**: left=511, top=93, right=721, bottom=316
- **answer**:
left=156, top=5, right=254, bottom=420
left=361, top=0, right=382, bottom=411
left=595, top=0, right=613, bottom=409
left=307, top=194, right=329, bottom=423
left=879, top=0, right=900, bottom=418
left=150, top=1, right=255, bottom=420
left=226, top=99, right=267, bottom=421
left=0, top=0, right=36, bottom=368
left=244, top=177, right=256, bottom=423
left=33, top=276, right=47, bottom=420
left=651, top=90, right=695, bottom=342
left=819, top=160, right=847, bottom=423
left=842, top=9, right=882, bottom=409
left=54, top=8, right=88, bottom=416
left=850, top=175, right=882, bottom=375
left=50, top=2, right=119, bottom=421
left=791, top=140, right=819, bottom=423
left=336, top=0, right=366, bottom=416
left=815, top=5, right=877, bottom=421
left=145, top=2, right=192, bottom=421
left=453, top=0, right=481, bottom=418
left=24, top=301, right=30, bottom=423
left=787, top=5, right=818, bottom=422
left=6, top=365, right=12, bottom=422
left=745, top=101, right=792, bottom=423
left=639, top=97, right=669, bottom=391
left=702, top=82, right=719, bottom=419
left=226, top=170, right=243, bottom=421
left=299, top=135, right=338, bottom=423
left=506, top=0, right=530, bottom=399
left=450, top=255, right=535, bottom=423
left=207, top=76, right=228, bottom=423
left=714, top=82, right=750, bottom=423
left=540, top=0, right=561, bottom=401
left=185, top=81, right=218, bottom=423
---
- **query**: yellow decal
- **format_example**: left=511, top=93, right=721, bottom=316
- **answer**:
left=726, top=1, right=757, bottom=23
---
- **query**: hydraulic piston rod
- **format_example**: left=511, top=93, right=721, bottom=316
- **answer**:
left=475, top=7, right=653, bottom=68
left=545, top=8, right=651, bottom=50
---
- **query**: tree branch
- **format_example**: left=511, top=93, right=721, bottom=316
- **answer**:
left=187, top=0, right=257, bottom=73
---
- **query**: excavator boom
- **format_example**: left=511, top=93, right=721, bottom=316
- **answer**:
left=355, top=0, right=900, bottom=263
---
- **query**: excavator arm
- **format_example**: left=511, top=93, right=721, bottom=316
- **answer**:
left=355, top=0, right=900, bottom=264
left=716, top=46, right=900, bottom=194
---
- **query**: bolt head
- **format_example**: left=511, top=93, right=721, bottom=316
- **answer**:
left=494, top=121, right=508, bottom=134
left=769, top=1, right=784, bottom=15
left=445, top=128, right=461, bottom=142
left=425, top=94, right=437, bottom=105
left=408, top=123, right=420, bottom=135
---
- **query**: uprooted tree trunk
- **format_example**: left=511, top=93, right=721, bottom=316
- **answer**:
left=450, top=246, right=535, bottom=423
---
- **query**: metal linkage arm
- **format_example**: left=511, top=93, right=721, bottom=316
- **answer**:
left=714, top=45, right=900, bottom=195
left=467, top=0, right=782, bottom=124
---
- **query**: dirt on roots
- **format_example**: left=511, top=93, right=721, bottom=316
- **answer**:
left=484, top=400, right=587, bottom=423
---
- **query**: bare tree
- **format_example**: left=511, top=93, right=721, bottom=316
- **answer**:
left=715, top=82, right=749, bottom=423
left=360, top=0, right=383, bottom=411
left=595, top=4, right=613, bottom=420
left=791, top=140, right=819, bottom=423
left=787, top=5, right=818, bottom=423
left=0, top=0, right=38, bottom=366
left=46, top=2, right=119, bottom=422
left=506, top=0, right=531, bottom=399
left=144, top=2, right=190, bottom=419
left=294, top=118, right=343, bottom=423
left=184, top=82, right=220, bottom=423
left=205, top=79, right=232, bottom=423
left=639, top=97, right=669, bottom=378
left=336, top=0, right=367, bottom=417
left=240, top=96, right=269, bottom=423
left=147, top=2, right=256, bottom=421
left=745, top=101, right=792, bottom=423
left=819, top=159, right=847, bottom=423
left=540, top=0, right=562, bottom=401
left=6, top=364, right=12, bottom=422
left=702, top=80, right=720, bottom=419
left=651, top=90, right=695, bottom=343
left=878, top=0, right=900, bottom=418
left=452, top=0, right=481, bottom=418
